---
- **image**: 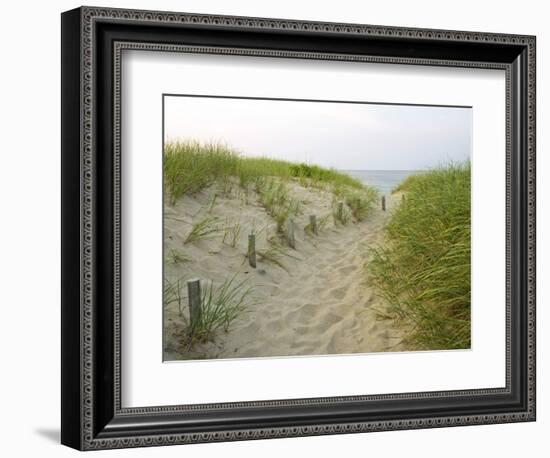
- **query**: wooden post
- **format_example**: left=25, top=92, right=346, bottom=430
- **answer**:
left=309, top=215, right=318, bottom=235
left=187, top=279, right=202, bottom=327
left=381, top=195, right=386, bottom=211
left=248, top=233, right=256, bottom=268
left=402, top=194, right=405, bottom=203
left=337, top=201, right=344, bottom=222
left=287, top=218, right=296, bottom=249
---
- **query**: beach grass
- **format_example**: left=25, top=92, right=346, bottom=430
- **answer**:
left=165, top=275, right=255, bottom=349
left=183, top=216, right=222, bottom=244
left=368, top=162, right=471, bottom=350
left=256, top=178, right=302, bottom=234
left=164, top=141, right=238, bottom=205
left=257, top=241, right=301, bottom=272
left=164, top=277, right=186, bottom=315
left=166, top=249, right=190, bottom=265
left=222, top=217, right=242, bottom=248
left=332, top=199, right=351, bottom=225
left=188, top=276, right=254, bottom=344
left=289, top=163, right=364, bottom=190
left=330, top=183, right=378, bottom=223
left=392, top=171, right=427, bottom=194
left=164, top=140, right=373, bottom=204
left=317, top=214, right=332, bottom=232
left=343, top=189, right=378, bottom=221
left=237, top=156, right=293, bottom=189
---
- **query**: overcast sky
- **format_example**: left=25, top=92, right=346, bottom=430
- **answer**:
left=164, top=96, right=471, bottom=171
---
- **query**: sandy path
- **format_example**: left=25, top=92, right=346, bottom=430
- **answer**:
left=164, top=183, right=406, bottom=360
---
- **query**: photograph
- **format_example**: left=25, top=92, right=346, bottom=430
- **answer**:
left=162, top=95, right=472, bottom=361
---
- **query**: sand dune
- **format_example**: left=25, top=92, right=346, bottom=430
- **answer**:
left=163, top=180, right=406, bottom=360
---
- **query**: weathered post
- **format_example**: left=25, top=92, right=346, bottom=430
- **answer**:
left=337, top=201, right=344, bottom=222
left=309, top=214, right=318, bottom=235
left=187, top=279, right=202, bottom=327
left=402, top=194, right=405, bottom=203
left=248, top=233, right=256, bottom=268
left=287, top=218, right=296, bottom=249
left=381, top=195, right=386, bottom=211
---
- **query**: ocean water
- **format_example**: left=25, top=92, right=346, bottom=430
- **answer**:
left=342, top=170, right=423, bottom=194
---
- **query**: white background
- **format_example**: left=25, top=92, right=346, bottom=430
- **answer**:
left=123, top=52, right=505, bottom=406
left=0, top=0, right=546, bottom=456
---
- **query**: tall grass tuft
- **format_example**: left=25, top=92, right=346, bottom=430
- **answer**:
left=184, top=216, right=221, bottom=244
left=164, top=277, right=186, bottom=315
left=332, top=199, right=351, bottom=225
left=257, top=241, right=301, bottom=272
left=344, top=189, right=378, bottom=221
left=368, top=163, right=471, bottom=350
left=164, top=140, right=239, bottom=204
left=164, top=275, right=254, bottom=349
left=222, top=218, right=242, bottom=248
left=184, top=275, right=254, bottom=347
left=331, top=184, right=379, bottom=222
left=256, top=178, right=301, bottom=234
left=166, top=249, right=190, bottom=265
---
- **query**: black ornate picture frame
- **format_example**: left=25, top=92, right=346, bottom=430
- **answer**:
left=61, top=6, right=536, bottom=451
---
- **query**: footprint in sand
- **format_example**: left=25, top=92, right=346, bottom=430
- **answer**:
left=280, top=285, right=307, bottom=301
left=311, top=312, right=343, bottom=333
left=266, top=284, right=282, bottom=297
left=315, top=262, right=328, bottom=271
left=336, top=265, right=357, bottom=276
left=294, top=325, right=312, bottom=334
left=364, top=322, right=382, bottom=335
left=325, top=286, right=347, bottom=300
left=289, top=339, right=320, bottom=353
left=284, top=303, right=319, bottom=324
left=298, top=272, right=319, bottom=283
left=264, top=319, right=283, bottom=333
left=237, top=320, right=261, bottom=335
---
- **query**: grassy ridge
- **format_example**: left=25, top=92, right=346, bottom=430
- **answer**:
left=368, top=163, right=471, bottom=350
left=164, top=140, right=368, bottom=204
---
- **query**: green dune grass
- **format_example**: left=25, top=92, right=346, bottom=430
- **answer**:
left=164, top=140, right=377, bottom=217
left=368, top=163, right=471, bottom=350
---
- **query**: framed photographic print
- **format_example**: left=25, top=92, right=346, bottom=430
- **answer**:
left=61, top=6, right=536, bottom=450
